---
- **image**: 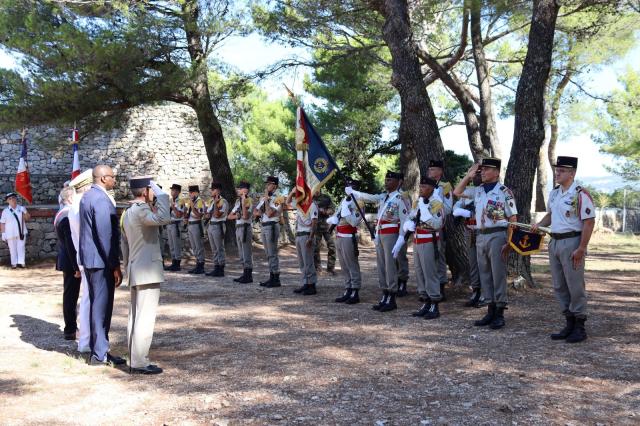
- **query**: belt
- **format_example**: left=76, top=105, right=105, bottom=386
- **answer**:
left=209, top=221, right=225, bottom=226
left=188, top=221, right=201, bottom=224
left=261, top=221, right=278, bottom=227
left=237, top=223, right=250, bottom=227
left=377, top=222, right=400, bottom=235
left=337, top=232, right=357, bottom=238
left=415, top=230, right=439, bottom=245
left=551, top=231, right=582, bottom=240
left=479, top=227, right=507, bottom=235
left=296, top=231, right=310, bottom=237
left=337, top=225, right=357, bottom=234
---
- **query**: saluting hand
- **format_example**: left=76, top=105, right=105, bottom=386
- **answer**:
left=466, top=163, right=480, bottom=180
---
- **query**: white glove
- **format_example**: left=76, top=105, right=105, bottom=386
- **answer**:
left=340, top=201, right=351, bottom=218
left=403, top=220, right=416, bottom=233
left=149, top=180, right=166, bottom=196
left=391, top=235, right=406, bottom=258
left=345, top=186, right=353, bottom=195
left=326, top=216, right=339, bottom=225
left=453, top=207, right=472, bottom=218
left=1, top=233, right=6, bottom=242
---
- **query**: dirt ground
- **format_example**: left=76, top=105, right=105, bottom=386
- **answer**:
left=1, top=233, right=639, bottom=425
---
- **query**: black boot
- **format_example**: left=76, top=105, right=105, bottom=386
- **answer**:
left=163, top=260, right=173, bottom=271
left=237, top=268, right=253, bottom=284
left=293, top=284, right=306, bottom=294
left=206, top=265, right=219, bottom=276
left=188, top=263, right=198, bottom=274
left=423, top=302, right=440, bottom=320
left=233, top=270, right=244, bottom=282
left=335, top=289, right=352, bottom=303
left=172, top=259, right=181, bottom=271
left=265, top=273, right=281, bottom=288
left=189, top=262, right=205, bottom=274
left=551, top=314, right=576, bottom=340
left=474, top=303, right=496, bottom=326
left=489, top=306, right=506, bottom=329
left=372, top=291, right=388, bottom=311
left=440, top=282, right=447, bottom=301
left=464, top=289, right=482, bottom=308
left=412, top=302, right=431, bottom=317
left=566, top=317, right=587, bottom=343
left=345, top=289, right=360, bottom=304
left=260, top=273, right=274, bottom=287
left=215, top=265, right=225, bottom=277
left=379, top=293, right=397, bottom=312
left=302, top=283, right=317, bottom=295
left=397, top=280, right=408, bottom=297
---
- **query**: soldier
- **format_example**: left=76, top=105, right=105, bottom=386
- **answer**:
left=313, top=190, right=336, bottom=275
left=228, top=181, right=253, bottom=283
left=254, top=176, right=284, bottom=288
left=392, top=176, right=444, bottom=319
left=185, top=185, right=206, bottom=274
left=347, top=170, right=409, bottom=312
left=396, top=178, right=412, bottom=297
left=427, top=160, right=454, bottom=299
left=164, top=184, right=184, bottom=272
left=205, top=182, right=229, bottom=277
left=120, top=177, right=170, bottom=374
left=287, top=191, right=319, bottom=295
left=328, top=178, right=364, bottom=305
left=454, top=158, right=517, bottom=329
left=452, top=169, right=484, bottom=307
left=1, top=192, right=31, bottom=268
left=532, top=156, right=595, bottom=343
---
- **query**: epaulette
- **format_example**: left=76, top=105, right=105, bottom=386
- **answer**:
left=275, top=195, right=286, bottom=205
left=575, top=185, right=583, bottom=192
left=500, top=185, right=506, bottom=191
left=553, top=184, right=560, bottom=190
left=412, top=199, right=418, bottom=209
left=356, top=200, right=365, bottom=209
left=119, top=207, right=128, bottom=231
left=430, top=200, right=444, bottom=212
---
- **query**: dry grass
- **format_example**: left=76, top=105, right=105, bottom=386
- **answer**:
left=0, top=239, right=639, bottom=425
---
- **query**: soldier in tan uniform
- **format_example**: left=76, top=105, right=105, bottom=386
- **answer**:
left=228, top=181, right=253, bottom=283
left=255, top=176, right=284, bottom=288
left=185, top=185, right=206, bottom=274
left=427, top=160, right=453, bottom=299
left=120, top=176, right=170, bottom=374
left=164, top=184, right=184, bottom=272
left=205, top=182, right=229, bottom=277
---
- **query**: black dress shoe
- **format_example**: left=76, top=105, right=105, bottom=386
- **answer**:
left=130, top=364, right=163, bottom=375
left=88, top=356, right=108, bottom=366
left=64, top=332, right=76, bottom=341
left=107, top=353, right=126, bottom=365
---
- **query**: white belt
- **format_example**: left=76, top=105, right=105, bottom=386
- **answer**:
left=379, top=223, right=399, bottom=229
left=337, top=232, right=356, bottom=238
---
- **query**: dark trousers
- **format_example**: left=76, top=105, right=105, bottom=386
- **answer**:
left=62, top=270, right=81, bottom=335
left=85, top=268, right=115, bottom=362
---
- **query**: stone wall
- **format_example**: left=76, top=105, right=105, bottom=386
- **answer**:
left=0, top=104, right=212, bottom=203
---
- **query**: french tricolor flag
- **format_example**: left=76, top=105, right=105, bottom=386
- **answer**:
left=71, top=127, right=80, bottom=179
left=15, top=131, right=33, bottom=204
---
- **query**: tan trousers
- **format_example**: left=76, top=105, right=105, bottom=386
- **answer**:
left=128, top=283, right=160, bottom=369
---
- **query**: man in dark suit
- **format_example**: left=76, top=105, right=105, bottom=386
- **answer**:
left=55, top=186, right=82, bottom=341
left=79, top=165, right=125, bottom=366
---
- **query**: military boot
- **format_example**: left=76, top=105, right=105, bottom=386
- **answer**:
left=440, top=282, right=447, bottom=301
left=372, top=291, right=389, bottom=311
left=474, top=303, right=496, bottom=327
left=335, top=289, right=352, bottom=303
left=302, top=283, right=317, bottom=295
left=206, top=265, right=219, bottom=277
left=265, top=273, right=281, bottom=288
left=172, top=260, right=182, bottom=271
left=379, top=292, right=397, bottom=312
left=345, top=289, right=360, bottom=305
left=423, top=302, right=440, bottom=320
left=190, top=262, right=205, bottom=275
left=489, top=306, right=506, bottom=329
left=214, top=265, right=225, bottom=277
left=259, top=273, right=274, bottom=287
left=464, top=289, right=482, bottom=308
left=293, top=284, right=306, bottom=294
left=551, top=314, right=576, bottom=340
left=397, top=279, right=408, bottom=297
left=566, top=317, right=587, bottom=343
left=237, top=268, right=253, bottom=284
left=412, top=301, right=431, bottom=317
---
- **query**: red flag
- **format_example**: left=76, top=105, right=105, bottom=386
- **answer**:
left=15, top=131, right=33, bottom=204
left=71, top=127, right=80, bottom=179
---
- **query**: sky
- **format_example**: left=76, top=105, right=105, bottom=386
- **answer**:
left=2, top=31, right=637, bottom=192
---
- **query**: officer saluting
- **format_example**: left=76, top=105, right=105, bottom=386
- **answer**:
left=454, top=158, right=517, bottom=329
left=328, top=178, right=364, bottom=305
left=185, top=185, right=206, bottom=274
left=228, top=181, right=253, bottom=283
left=165, top=184, right=184, bottom=272
left=532, top=156, right=595, bottom=343
left=348, top=170, right=409, bottom=312
left=392, top=176, right=444, bottom=319
left=120, top=176, right=170, bottom=374
left=205, top=182, right=229, bottom=277
left=255, top=176, right=284, bottom=288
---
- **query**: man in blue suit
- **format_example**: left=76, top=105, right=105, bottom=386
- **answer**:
left=79, top=165, right=125, bottom=366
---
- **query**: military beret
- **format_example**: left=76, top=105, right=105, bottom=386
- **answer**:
left=129, top=176, right=152, bottom=189
left=419, top=176, right=438, bottom=186
left=480, top=157, right=501, bottom=169
left=553, top=156, right=578, bottom=169
left=265, top=176, right=279, bottom=185
left=170, top=184, right=182, bottom=191
left=188, top=185, right=200, bottom=193
left=385, top=170, right=404, bottom=180
left=237, top=181, right=250, bottom=190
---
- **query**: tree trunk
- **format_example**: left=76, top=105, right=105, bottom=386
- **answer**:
left=470, top=0, right=501, bottom=159
left=401, top=141, right=420, bottom=200
left=370, top=0, right=467, bottom=279
left=504, top=0, right=560, bottom=285
left=181, top=0, right=235, bottom=203
left=536, top=89, right=551, bottom=212
left=548, top=66, right=573, bottom=186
